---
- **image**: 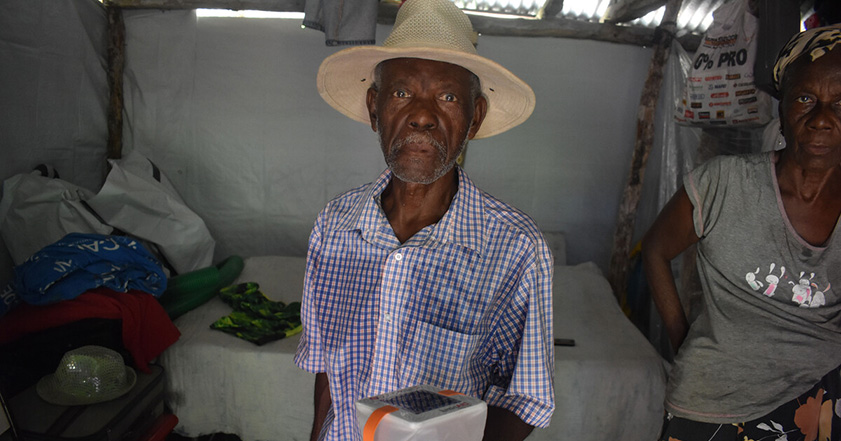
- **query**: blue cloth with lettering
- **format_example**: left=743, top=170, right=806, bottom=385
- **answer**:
left=13, top=233, right=167, bottom=306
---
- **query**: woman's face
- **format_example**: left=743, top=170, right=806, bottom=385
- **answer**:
left=780, top=48, right=841, bottom=172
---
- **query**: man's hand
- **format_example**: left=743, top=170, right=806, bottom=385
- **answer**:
left=482, top=406, right=534, bottom=441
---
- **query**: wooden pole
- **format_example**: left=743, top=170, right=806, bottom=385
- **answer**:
left=106, top=4, right=126, bottom=160
left=607, top=0, right=682, bottom=303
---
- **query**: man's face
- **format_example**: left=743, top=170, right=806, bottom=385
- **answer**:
left=366, top=58, right=487, bottom=185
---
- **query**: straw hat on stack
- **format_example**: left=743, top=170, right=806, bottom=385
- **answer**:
left=36, top=345, right=137, bottom=406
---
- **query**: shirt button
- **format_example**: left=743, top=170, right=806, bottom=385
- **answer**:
left=383, top=313, right=392, bottom=323
left=394, top=252, right=402, bottom=261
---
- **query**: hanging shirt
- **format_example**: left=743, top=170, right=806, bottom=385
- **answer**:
left=294, top=167, right=555, bottom=441
left=303, top=0, right=377, bottom=46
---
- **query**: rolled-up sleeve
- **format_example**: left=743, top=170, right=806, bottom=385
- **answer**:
left=484, top=247, right=555, bottom=428
left=294, top=216, right=326, bottom=373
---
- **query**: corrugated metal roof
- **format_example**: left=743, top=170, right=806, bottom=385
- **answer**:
left=637, top=0, right=728, bottom=33
left=646, top=1, right=720, bottom=31
left=451, top=0, right=546, bottom=18
left=563, top=0, right=728, bottom=33
left=451, top=0, right=755, bottom=34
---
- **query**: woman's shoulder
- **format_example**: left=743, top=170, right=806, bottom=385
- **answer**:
left=692, top=151, right=772, bottom=180
left=702, top=151, right=770, bottom=168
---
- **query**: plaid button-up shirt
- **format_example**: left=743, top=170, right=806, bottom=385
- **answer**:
left=294, top=167, right=554, bottom=441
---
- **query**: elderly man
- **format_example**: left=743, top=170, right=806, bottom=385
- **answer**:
left=294, top=0, right=554, bottom=440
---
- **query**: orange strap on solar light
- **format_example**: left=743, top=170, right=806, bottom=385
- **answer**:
left=438, top=389, right=463, bottom=396
left=362, top=405, right=399, bottom=441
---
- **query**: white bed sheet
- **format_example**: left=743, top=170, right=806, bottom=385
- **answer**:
left=160, top=256, right=666, bottom=441
left=160, top=256, right=312, bottom=441
left=531, top=262, right=667, bottom=441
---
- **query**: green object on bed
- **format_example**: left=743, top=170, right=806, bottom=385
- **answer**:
left=157, top=255, right=245, bottom=320
left=210, top=282, right=302, bottom=345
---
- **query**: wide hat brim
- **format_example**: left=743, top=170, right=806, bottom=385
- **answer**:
left=36, top=366, right=137, bottom=406
left=317, top=46, right=536, bottom=140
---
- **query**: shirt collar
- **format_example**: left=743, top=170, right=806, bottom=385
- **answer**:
left=348, top=167, right=486, bottom=255
left=436, top=167, right=485, bottom=255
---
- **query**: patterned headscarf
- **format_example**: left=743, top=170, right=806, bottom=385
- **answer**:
left=772, top=23, right=841, bottom=93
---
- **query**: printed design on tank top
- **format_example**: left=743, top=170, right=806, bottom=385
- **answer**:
left=744, top=263, right=829, bottom=308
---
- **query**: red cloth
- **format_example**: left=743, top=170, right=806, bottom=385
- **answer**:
left=0, top=288, right=180, bottom=373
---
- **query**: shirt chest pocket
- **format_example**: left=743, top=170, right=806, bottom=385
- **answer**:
left=410, top=275, right=492, bottom=335
left=399, top=320, right=485, bottom=391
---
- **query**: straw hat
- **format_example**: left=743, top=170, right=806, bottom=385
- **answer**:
left=316, top=0, right=536, bottom=139
left=36, top=345, right=137, bottom=406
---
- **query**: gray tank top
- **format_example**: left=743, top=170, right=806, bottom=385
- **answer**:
left=666, top=152, right=841, bottom=423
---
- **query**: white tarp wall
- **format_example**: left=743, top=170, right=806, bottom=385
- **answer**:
left=0, top=1, right=107, bottom=191
left=1, top=0, right=654, bottom=281
left=0, top=0, right=108, bottom=284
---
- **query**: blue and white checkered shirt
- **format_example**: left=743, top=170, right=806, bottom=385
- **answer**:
left=294, top=167, right=555, bottom=441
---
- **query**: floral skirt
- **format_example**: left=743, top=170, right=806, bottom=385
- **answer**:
left=659, top=364, right=841, bottom=441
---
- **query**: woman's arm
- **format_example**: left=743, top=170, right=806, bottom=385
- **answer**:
left=642, top=187, right=700, bottom=353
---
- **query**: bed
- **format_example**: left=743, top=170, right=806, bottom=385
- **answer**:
left=159, top=255, right=667, bottom=441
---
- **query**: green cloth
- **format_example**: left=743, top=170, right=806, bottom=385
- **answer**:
left=210, top=282, right=302, bottom=345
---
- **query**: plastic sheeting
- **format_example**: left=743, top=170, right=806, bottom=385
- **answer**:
left=0, top=0, right=108, bottom=192
left=631, top=40, right=777, bottom=359
left=0, top=0, right=108, bottom=286
left=639, top=42, right=777, bottom=234
left=120, top=10, right=385, bottom=261
left=118, top=12, right=655, bottom=269
left=3, top=0, right=661, bottom=277
left=87, top=151, right=216, bottom=275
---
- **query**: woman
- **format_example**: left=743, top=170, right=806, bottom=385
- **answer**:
left=643, top=24, right=841, bottom=440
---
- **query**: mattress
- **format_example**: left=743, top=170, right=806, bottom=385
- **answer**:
left=159, top=256, right=312, bottom=441
left=532, top=262, right=667, bottom=440
left=159, top=256, right=666, bottom=441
